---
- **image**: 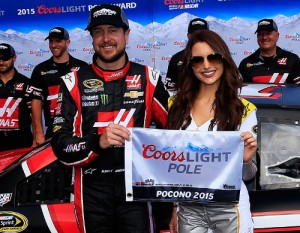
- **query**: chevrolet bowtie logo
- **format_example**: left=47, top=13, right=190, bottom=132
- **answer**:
left=124, top=91, right=144, bottom=98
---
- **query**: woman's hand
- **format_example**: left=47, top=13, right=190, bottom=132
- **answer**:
left=241, top=131, right=257, bottom=163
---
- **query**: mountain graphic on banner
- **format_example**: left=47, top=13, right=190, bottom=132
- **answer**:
left=0, top=12, right=299, bottom=78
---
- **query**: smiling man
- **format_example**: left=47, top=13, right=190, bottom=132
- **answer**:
left=28, top=27, right=87, bottom=147
left=51, top=4, right=171, bottom=233
left=239, top=18, right=300, bottom=84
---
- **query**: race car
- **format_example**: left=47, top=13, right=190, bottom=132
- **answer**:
left=0, top=143, right=79, bottom=233
left=0, top=142, right=172, bottom=233
left=0, top=83, right=300, bottom=232
left=241, top=83, right=300, bottom=232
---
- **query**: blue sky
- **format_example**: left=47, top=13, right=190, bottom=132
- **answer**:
left=1, top=0, right=299, bottom=33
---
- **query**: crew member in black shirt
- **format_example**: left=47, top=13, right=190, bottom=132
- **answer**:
left=0, top=43, right=33, bottom=151
left=28, top=27, right=88, bottom=147
left=239, top=18, right=300, bottom=84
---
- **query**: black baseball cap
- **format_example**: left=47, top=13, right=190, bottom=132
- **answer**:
left=255, top=19, right=278, bottom=33
left=45, top=27, right=70, bottom=40
left=0, top=43, right=16, bottom=58
left=188, top=18, right=209, bottom=33
left=85, top=4, right=129, bottom=31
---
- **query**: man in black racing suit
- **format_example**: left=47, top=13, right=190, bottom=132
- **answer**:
left=51, top=4, right=171, bottom=233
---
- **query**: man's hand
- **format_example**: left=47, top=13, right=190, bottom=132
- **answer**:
left=99, top=123, right=131, bottom=149
left=32, top=131, right=45, bottom=147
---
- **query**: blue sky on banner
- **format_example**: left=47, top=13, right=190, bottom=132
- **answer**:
left=1, top=0, right=299, bottom=32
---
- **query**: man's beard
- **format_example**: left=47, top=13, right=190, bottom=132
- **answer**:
left=96, top=47, right=126, bottom=63
left=0, top=63, right=14, bottom=74
left=51, top=48, right=67, bottom=58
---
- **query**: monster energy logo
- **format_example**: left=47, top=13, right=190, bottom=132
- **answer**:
left=100, top=94, right=108, bottom=105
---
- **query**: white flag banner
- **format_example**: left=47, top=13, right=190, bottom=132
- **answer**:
left=125, top=128, right=244, bottom=203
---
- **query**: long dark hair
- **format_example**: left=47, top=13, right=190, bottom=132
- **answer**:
left=167, top=30, right=244, bottom=131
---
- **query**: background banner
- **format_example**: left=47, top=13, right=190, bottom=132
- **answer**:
left=125, top=128, right=243, bottom=203
left=1, top=0, right=300, bottom=80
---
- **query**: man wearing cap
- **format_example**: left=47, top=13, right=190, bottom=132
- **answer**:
left=239, top=18, right=300, bottom=84
left=0, top=43, right=33, bottom=151
left=51, top=4, right=170, bottom=233
left=165, top=18, right=209, bottom=91
left=28, top=26, right=87, bottom=147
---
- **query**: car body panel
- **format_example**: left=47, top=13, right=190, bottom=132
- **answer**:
left=0, top=143, right=78, bottom=232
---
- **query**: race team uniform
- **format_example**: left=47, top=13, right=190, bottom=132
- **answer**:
left=239, top=47, right=300, bottom=84
left=178, top=99, right=257, bottom=233
left=0, top=69, right=32, bottom=151
left=51, top=55, right=170, bottom=233
left=165, top=49, right=184, bottom=91
left=28, top=56, right=87, bottom=138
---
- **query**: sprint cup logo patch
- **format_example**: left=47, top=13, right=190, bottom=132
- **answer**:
left=83, top=79, right=103, bottom=89
left=0, top=211, right=28, bottom=232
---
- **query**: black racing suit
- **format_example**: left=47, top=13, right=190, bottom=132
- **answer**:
left=28, top=55, right=87, bottom=138
left=51, top=56, right=170, bottom=233
left=238, top=46, right=300, bottom=84
left=0, top=69, right=32, bottom=151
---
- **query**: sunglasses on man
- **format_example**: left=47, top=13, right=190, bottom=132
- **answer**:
left=0, top=55, right=13, bottom=61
